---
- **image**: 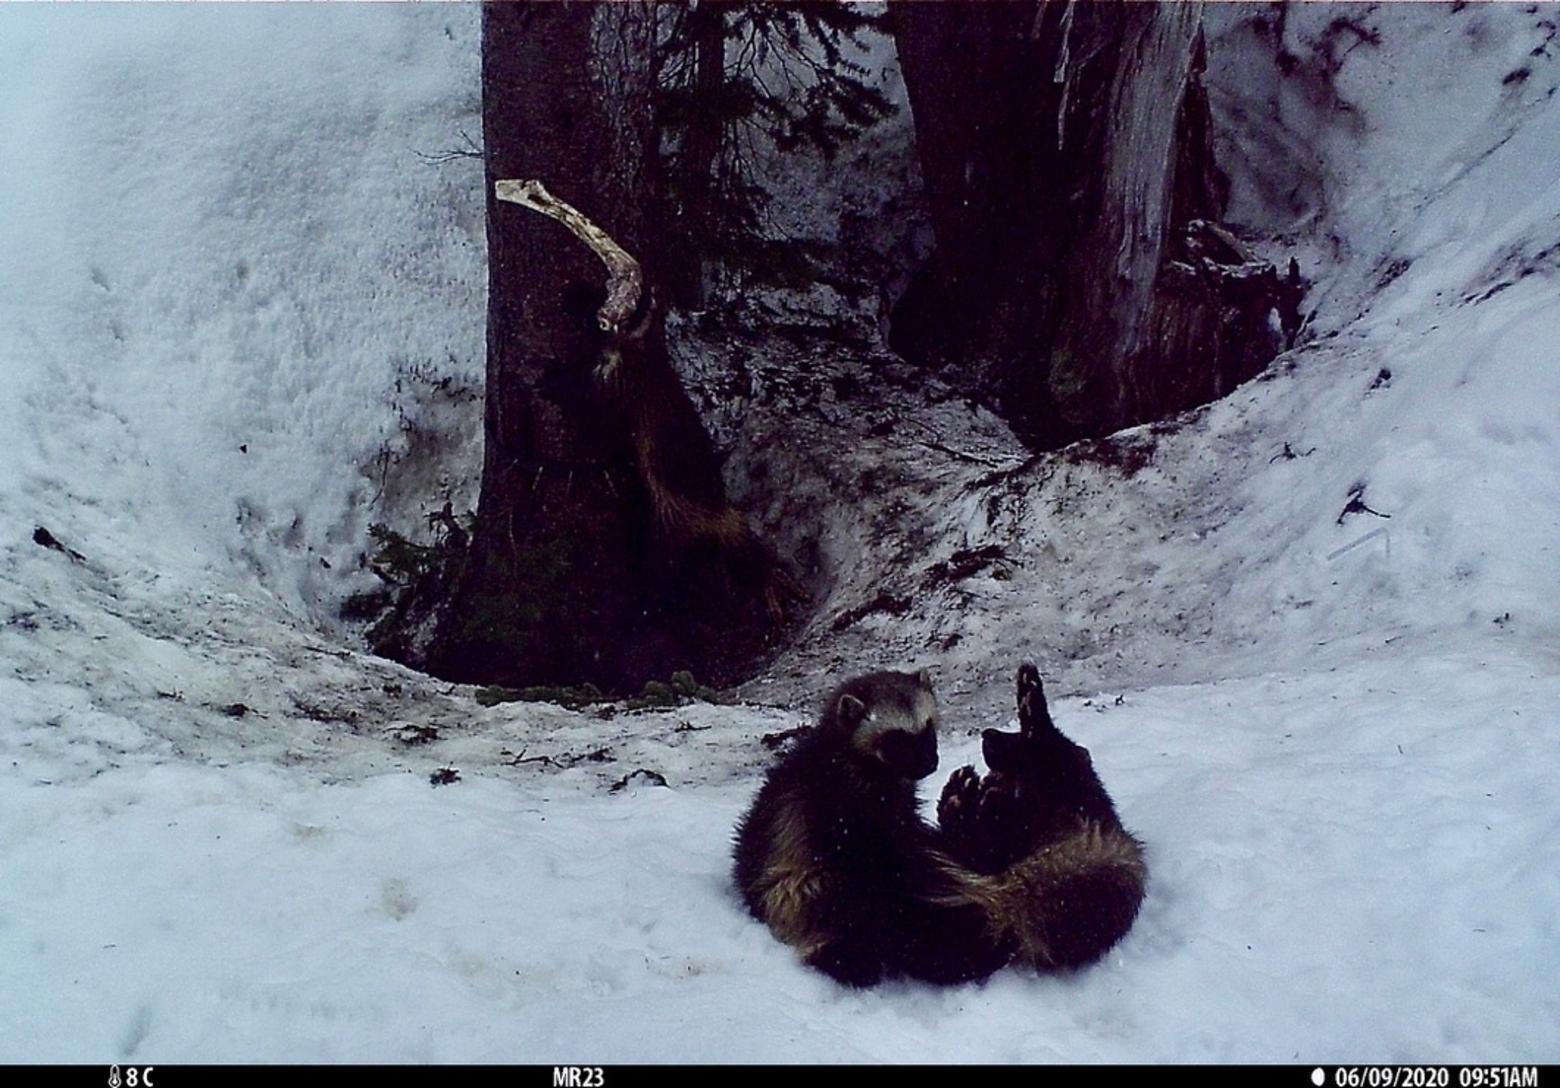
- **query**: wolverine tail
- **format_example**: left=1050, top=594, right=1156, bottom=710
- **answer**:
left=938, top=820, right=1146, bottom=971
left=1005, top=822, right=1146, bottom=969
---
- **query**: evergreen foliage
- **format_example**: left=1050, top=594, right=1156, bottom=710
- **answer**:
left=656, top=2, right=895, bottom=298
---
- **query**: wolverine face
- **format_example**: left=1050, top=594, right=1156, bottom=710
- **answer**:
left=877, top=725, right=938, bottom=781
left=981, top=727, right=1030, bottom=775
left=834, top=669, right=940, bottom=781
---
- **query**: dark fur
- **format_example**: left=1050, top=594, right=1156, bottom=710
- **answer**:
left=562, top=281, right=798, bottom=626
left=938, top=664, right=1147, bottom=970
left=734, top=665, right=1145, bottom=985
left=731, top=670, right=1013, bottom=986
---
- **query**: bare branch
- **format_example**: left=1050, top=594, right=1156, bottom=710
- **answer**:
left=413, top=128, right=483, bottom=166
left=494, top=178, right=644, bottom=332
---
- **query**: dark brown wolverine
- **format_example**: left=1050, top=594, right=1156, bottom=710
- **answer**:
left=570, top=283, right=795, bottom=623
left=733, top=665, right=1146, bottom=985
left=939, top=663, right=1147, bottom=970
left=500, top=177, right=797, bottom=643
left=731, top=670, right=1013, bottom=986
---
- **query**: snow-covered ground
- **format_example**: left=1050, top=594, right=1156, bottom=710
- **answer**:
left=1, top=2, right=1556, bottom=1065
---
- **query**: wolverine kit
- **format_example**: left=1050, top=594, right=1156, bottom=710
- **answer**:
left=733, top=665, right=1145, bottom=986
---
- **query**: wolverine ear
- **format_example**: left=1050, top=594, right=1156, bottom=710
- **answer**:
left=916, top=667, right=933, bottom=691
left=836, top=693, right=867, bottom=730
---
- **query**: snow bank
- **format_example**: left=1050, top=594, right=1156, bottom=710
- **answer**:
left=0, top=3, right=486, bottom=625
left=5, top=652, right=1555, bottom=1063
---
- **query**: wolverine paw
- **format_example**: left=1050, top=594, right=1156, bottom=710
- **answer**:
left=966, top=771, right=1037, bottom=872
left=1015, top=662, right=1059, bottom=741
left=974, top=772, right=1023, bottom=829
left=937, top=764, right=984, bottom=837
left=1016, top=662, right=1043, bottom=701
left=1016, top=663, right=1045, bottom=730
left=806, top=941, right=886, bottom=988
left=940, top=765, right=1029, bottom=873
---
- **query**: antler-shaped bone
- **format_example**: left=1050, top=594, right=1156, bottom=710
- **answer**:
left=494, top=178, right=644, bottom=334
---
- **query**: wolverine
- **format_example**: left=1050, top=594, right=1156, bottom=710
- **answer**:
left=939, top=663, right=1147, bottom=970
left=731, top=669, right=1012, bottom=986
left=500, top=177, right=798, bottom=638
left=733, top=665, right=1146, bottom=985
left=559, top=279, right=797, bottom=625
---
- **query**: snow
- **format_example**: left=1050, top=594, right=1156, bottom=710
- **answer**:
left=7, top=653, right=1555, bottom=1063
left=1, top=1, right=1557, bottom=1066
left=0, top=2, right=486, bottom=620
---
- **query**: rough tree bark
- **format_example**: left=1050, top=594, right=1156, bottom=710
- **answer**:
left=421, top=3, right=653, bottom=689
left=666, top=0, right=728, bottom=309
left=891, top=0, right=1293, bottom=450
left=419, top=3, right=665, bottom=690
left=415, top=1, right=785, bottom=693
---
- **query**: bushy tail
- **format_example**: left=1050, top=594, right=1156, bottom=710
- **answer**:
left=1001, top=822, right=1147, bottom=969
left=936, top=818, right=1146, bottom=972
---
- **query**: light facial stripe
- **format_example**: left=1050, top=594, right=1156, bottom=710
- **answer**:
left=852, top=691, right=938, bottom=745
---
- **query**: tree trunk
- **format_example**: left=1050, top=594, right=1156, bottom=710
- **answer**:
left=890, top=0, right=1286, bottom=450
left=888, top=0, right=1059, bottom=381
left=417, top=2, right=783, bottom=693
left=425, top=2, right=662, bottom=690
left=666, top=0, right=728, bottom=309
left=1047, top=2, right=1209, bottom=438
